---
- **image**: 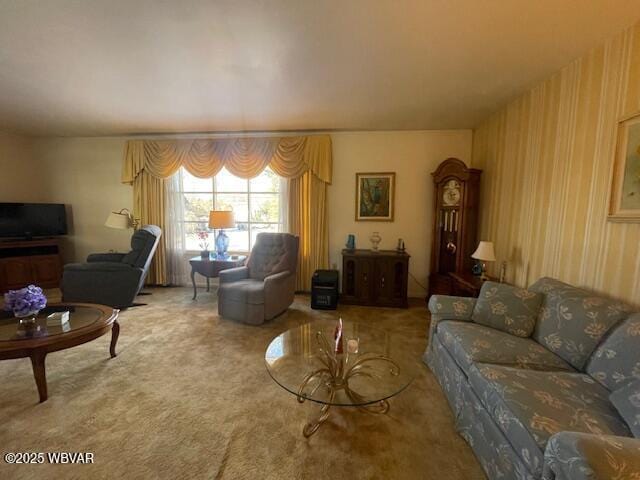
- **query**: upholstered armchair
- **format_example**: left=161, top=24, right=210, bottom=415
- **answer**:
left=218, top=232, right=299, bottom=325
left=62, top=225, right=162, bottom=308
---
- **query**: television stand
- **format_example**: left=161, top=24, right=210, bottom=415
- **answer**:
left=0, top=236, right=56, bottom=243
left=0, top=238, right=63, bottom=293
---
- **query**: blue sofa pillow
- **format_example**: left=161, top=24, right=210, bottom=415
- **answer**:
left=471, top=281, right=542, bottom=338
left=530, top=277, right=633, bottom=371
left=610, top=378, right=640, bottom=438
left=586, top=313, right=640, bottom=390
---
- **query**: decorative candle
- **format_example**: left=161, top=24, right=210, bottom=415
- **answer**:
left=334, top=318, right=343, bottom=354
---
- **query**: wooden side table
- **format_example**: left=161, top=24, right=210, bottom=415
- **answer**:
left=448, top=272, right=495, bottom=298
left=189, top=255, right=247, bottom=300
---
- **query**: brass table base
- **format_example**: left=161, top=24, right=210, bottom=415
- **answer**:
left=296, top=331, right=399, bottom=438
left=300, top=396, right=390, bottom=438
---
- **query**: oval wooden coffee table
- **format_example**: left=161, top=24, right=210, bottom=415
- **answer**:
left=0, top=303, right=119, bottom=402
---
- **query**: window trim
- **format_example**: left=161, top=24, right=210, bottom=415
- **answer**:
left=179, top=168, right=282, bottom=254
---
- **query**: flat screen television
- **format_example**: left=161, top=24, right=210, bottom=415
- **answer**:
left=0, top=203, right=68, bottom=239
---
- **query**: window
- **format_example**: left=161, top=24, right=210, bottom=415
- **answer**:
left=180, top=167, right=283, bottom=252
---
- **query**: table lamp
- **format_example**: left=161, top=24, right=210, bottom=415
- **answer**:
left=208, top=210, right=235, bottom=257
left=471, top=241, right=496, bottom=281
left=105, top=208, right=138, bottom=229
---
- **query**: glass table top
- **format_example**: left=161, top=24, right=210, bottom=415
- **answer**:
left=189, top=254, right=247, bottom=263
left=265, top=320, right=415, bottom=407
left=0, top=306, right=107, bottom=342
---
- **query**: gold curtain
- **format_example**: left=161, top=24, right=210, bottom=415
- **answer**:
left=122, top=135, right=332, bottom=183
left=288, top=172, right=328, bottom=292
left=122, top=135, right=332, bottom=287
left=133, top=171, right=167, bottom=284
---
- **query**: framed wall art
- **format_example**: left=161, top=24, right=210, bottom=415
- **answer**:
left=355, top=172, right=395, bottom=221
left=609, top=111, right=640, bottom=222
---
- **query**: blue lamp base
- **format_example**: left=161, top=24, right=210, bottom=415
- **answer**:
left=471, top=262, right=483, bottom=276
left=215, top=230, right=230, bottom=258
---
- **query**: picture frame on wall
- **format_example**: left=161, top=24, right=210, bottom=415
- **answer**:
left=609, top=110, right=640, bottom=222
left=355, top=172, right=395, bottom=221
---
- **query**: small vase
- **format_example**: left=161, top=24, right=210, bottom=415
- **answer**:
left=369, top=232, right=382, bottom=251
left=345, top=234, right=355, bottom=251
left=17, top=312, right=38, bottom=325
left=200, top=250, right=210, bottom=259
left=15, top=311, right=43, bottom=338
left=471, top=262, right=483, bottom=276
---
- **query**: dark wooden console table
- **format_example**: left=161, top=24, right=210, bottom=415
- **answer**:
left=341, top=249, right=410, bottom=308
left=189, top=254, right=247, bottom=300
left=0, top=238, right=63, bottom=293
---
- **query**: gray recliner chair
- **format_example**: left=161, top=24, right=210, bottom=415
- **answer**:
left=62, top=225, right=162, bottom=308
left=218, top=232, right=299, bottom=325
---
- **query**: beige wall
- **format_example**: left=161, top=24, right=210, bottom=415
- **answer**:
left=32, top=137, right=132, bottom=263
left=329, top=131, right=472, bottom=297
left=23, top=131, right=471, bottom=297
left=0, top=131, right=44, bottom=202
left=472, top=22, right=640, bottom=306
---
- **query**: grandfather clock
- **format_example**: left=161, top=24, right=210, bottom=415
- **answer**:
left=428, top=158, right=482, bottom=297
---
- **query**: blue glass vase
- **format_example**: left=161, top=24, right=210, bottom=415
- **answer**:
left=345, top=234, right=355, bottom=250
left=215, top=230, right=230, bottom=257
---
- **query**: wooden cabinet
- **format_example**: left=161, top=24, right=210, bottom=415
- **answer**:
left=31, top=255, right=63, bottom=285
left=2, top=257, right=33, bottom=289
left=0, top=239, right=63, bottom=292
left=341, top=249, right=409, bottom=308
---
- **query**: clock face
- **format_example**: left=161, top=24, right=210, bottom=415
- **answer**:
left=442, top=179, right=461, bottom=206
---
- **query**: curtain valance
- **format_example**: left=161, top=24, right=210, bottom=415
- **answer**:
left=121, top=134, right=332, bottom=184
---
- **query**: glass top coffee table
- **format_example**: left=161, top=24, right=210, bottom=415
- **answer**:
left=265, top=319, right=415, bottom=437
left=0, top=304, right=119, bottom=402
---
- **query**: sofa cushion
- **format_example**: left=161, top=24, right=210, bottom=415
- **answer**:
left=468, top=363, right=631, bottom=477
left=247, top=233, right=299, bottom=281
left=529, top=277, right=633, bottom=371
left=610, top=378, right=640, bottom=437
left=428, top=294, right=476, bottom=320
left=436, top=321, right=573, bottom=377
left=543, top=431, right=640, bottom=480
left=428, top=333, right=542, bottom=478
left=586, top=313, right=640, bottom=391
left=471, top=281, right=542, bottom=337
left=218, top=279, right=265, bottom=305
left=121, top=225, right=162, bottom=268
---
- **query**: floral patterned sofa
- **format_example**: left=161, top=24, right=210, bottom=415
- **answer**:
left=424, top=277, right=640, bottom=480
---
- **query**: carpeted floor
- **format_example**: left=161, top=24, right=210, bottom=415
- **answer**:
left=0, top=287, right=485, bottom=480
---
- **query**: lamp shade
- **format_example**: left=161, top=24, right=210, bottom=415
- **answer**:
left=471, top=241, right=496, bottom=262
left=208, top=210, right=235, bottom=229
left=105, top=211, right=131, bottom=229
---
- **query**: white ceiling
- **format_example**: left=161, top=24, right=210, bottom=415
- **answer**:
left=0, top=0, right=639, bottom=137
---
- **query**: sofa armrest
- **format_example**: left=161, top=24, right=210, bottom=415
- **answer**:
left=543, top=432, right=640, bottom=480
left=428, top=295, right=476, bottom=319
left=264, top=270, right=294, bottom=297
left=87, top=253, right=127, bottom=263
left=264, top=270, right=295, bottom=319
left=264, top=270, right=292, bottom=285
left=219, top=266, right=249, bottom=283
left=65, top=262, right=135, bottom=272
left=424, top=295, right=477, bottom=366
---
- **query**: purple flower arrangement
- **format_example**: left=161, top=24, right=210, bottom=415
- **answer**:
left=3, top=284, right=47, bottom=318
